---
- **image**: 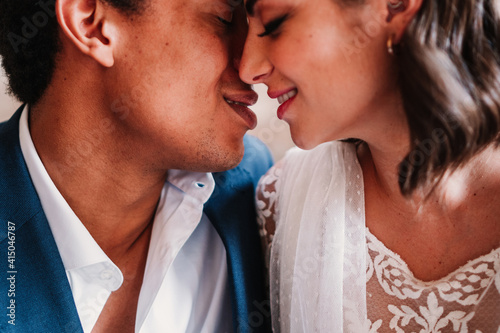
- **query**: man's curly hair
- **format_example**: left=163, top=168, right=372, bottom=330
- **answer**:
left=0, top=0, right=144, bottom=105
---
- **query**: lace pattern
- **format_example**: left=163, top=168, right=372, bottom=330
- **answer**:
left=256, top=141, right=500, bottom=332
left=366, top=230, right=500, bottom=332
left=256, top=164, right=281, bottom=267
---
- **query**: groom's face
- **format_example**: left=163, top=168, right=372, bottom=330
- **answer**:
left=108, top=0, right=258, bottom=172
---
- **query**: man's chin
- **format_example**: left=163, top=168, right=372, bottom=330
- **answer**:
left=204, top=151, right=245, bottom=173
left=211, top=158, right=243, bottom=173
left=183, top=143, right=245, bottom=173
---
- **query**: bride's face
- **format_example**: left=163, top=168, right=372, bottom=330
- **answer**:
left=240, top=0, right=400, bottom=149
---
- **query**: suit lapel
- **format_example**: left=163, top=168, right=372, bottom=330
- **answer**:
left=0, top=107, right=83, bottom=332
left=205, top=164, right=270, bottom=332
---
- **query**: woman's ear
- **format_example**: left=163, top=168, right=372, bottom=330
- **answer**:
left=386, top=0, right=423, bottom=44
left=56, top=0, right=117, bottom=67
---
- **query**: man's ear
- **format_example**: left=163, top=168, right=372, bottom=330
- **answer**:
left=56, top=0, right=117, bottom=67
left=386, top=0, right=423, bottom=44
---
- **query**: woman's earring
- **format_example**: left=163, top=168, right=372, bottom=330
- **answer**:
left=386, top=0, right=408, bottom=22
left=387, top=35, right=394, bottom=55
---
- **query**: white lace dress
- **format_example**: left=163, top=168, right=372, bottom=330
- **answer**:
left=257, top=141, right=500, bottom=333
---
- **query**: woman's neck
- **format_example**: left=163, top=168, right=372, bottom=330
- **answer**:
left=360, top=139, right=500, bottom=219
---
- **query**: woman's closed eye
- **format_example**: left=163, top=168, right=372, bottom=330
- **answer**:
left=258, top=14, right=288, bottom=37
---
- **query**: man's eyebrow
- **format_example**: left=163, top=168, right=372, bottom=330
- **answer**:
left=245, top=0, right=258, bottom=16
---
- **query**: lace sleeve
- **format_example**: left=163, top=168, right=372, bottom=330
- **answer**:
left=256, top=160, right=283, bottom=267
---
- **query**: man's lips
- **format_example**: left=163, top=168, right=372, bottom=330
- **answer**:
left=224, top=92, right=259, bottom=130
left=225, top=91, right=259, bottom=107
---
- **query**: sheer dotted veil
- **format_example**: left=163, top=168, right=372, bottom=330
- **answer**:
left=271, top=142, right=368, bottom=332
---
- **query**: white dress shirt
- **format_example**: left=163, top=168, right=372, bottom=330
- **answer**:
left=18, top=106, right=233, bottom=333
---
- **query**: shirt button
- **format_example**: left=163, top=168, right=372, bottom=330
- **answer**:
left=100, top=269, right=113, bottom=280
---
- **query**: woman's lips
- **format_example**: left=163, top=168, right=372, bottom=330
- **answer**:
left=269, top=88, right=298, bottom=120
left=277, top=94, right=296, bottom=120
left=277, top=89, right=298, bottom=104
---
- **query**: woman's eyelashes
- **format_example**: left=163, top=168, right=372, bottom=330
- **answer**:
left=258, top=14, right=288, bottom=37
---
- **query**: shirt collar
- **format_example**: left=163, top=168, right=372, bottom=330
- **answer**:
left=167, top=170, right=215, bottom=205
left=18, top=105, right=116, bottom=272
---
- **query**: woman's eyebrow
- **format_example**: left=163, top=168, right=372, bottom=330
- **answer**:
left=246, top=0, right=258, bottom=16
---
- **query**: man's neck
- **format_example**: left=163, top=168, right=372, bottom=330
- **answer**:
left=29, top=88, right=166, bottom=263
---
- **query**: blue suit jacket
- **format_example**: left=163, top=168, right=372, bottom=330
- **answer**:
left=0, top=106, right=273, bottom=332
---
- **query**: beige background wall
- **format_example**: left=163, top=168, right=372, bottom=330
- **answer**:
left=0, top=66, right=293, bottom=161
left=0, top=69, right=22, bottom=121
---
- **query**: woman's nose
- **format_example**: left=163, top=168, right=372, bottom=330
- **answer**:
left=239, top=25, right=273, bottom=84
